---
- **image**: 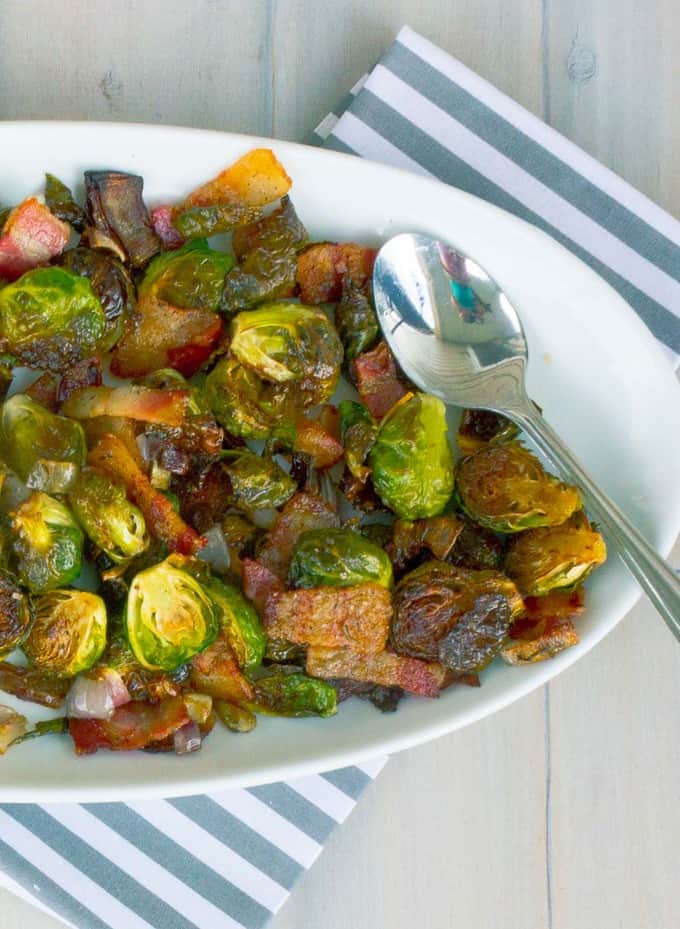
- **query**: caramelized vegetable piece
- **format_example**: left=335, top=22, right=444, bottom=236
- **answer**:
left=177, top=461, right=234, bottom=534
left=335, top=277, right=379, bottom=362
left=57, top=357, right=102, bottom=404
left=437, top=594, right=513, bottom=673
left=111, top=294, right=224, bottom=378
left=264, top=583, right=392, bottom=654
left=392, top=560, right=523, bottom=661
left=222, top=450, right=296, bottom=512
left=386, top=516, right=462, bottom=572
left=0, top=661, right=70, bottom=708
left=24, top=590, right=107, bottom=677
left=353, top=341, right=409, bottom=419
left=0, top=197, right=70, bottom=281
left=0, top=572, right=33, bottom=658
left=202, top=575, right=266, bottom=673
left=190, top=633, right=254, bottom=702
left=248, top=671, right=337, bottom=718
left=296, top=242, right=377, bottom=304
left=150, top=205, right=185, bottom=250
left=12, top=492, right=84, bottom=594
left=447, top=516, right=504, bottom=571
left=256, top=492, right=339, bottom=578
left=44, top=174, right=86, bottom=231
left=215, top=700, right=257, bottom=732
left=24, top=372, right=59, bottom=412
left=293, top=415, right=344, bottom=469
left=139, top=238, right=233, bottom=311
left=501, top=615, right=579, bottom=665
left=69, top=695, right=189, bottom=754
left=306, top=647, right=446, bottom=698
left=88, top=434, right=204, bottom=555
left=456, top=443, right=582, bottom=532
left=456, top=409, right=520, bottom=456
left=85, top=170, right=160, bottom=268
left=339, top=400, right=377, bottom=483
left=0, top=706, right=28, bottom=754
left=63, top=385, right=191, bottom=427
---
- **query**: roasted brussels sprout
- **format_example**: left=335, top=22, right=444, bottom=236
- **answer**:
left=0, top=267, right=107, bottom=370
left=339, top=400, right=377, bottom=483
left=204, top=355, right=297, bottom=442
left=437, top=593, right=513, bottom=673
left=248, top=670, right=337, bottom=718
left=335, top=278, right=379, bottom=362
left=214, top=700, right=257, bottom=732
left=455, top=442, right=582, bottom=532
left=1, top=394, right=86, bottom=491
left=0, top=571, right=33, bottom=658
left=11, top=492, right=84, bottom=594
left=84, top=170, right=160, bottom=268
left=289, top=528, right=393, bottom=590
left=504, top=516, right=606, bottom=596
left=447, top=516, right=504, bottom=571
left=68, top=469, right=148, bottom=563
left=125, top=554, right=220, bottom=671
left=59, top=246, right=135, bottom=351
left=24, top=590, right=107, bottom=677
left=230, top=303, right=343, bottom=403
left=369, top=393, right=455, bottom=519
left=222, top=450, right=296, bottom=511
left=139, top=238, right=233, bottom=311
left=456, top=409, right=519, bottom=456
left=202, top=575, right=266, bottom=674
left=44, top=173, right=86, bottom=231
left=392, top=560, right=523, bottom=661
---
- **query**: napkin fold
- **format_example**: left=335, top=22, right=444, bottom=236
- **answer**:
left=3, top=22, right=680, bottom=929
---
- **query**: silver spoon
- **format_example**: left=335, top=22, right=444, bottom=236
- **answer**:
left=372, top=232, right=680, bottom=636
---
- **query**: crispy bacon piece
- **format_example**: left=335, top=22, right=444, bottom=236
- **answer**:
left=353, top=341, right=409, bottom=419
left=501, top=616, right=579, bottom=665
left=257, top=492, right=339, bottom=578
left=81, top=416, right=144, bottom=468
left=62, top=385, right=191, bottom=427
left=523, top=588, right=585, bottom=622
left=177, top=461, right=234, bottom=534
left=189, top=634, right=255, bottom=703
left=69, top=696, right=189, bottom=754
left=88, top=434, right=204, bottom=555
left=264, top=583, right=392, bottom=654
left=110, top=295, right=224, bottom=378
left=241, top=558, right=284, bottom=616
left=183, top=148, right=292, bottom=211
left=0, top=197, right=70, bottom=280
left=150, top=205, right=185, bottom=249
left=294, top=415, right=344, bottom=469
left=0, top=661, right=70, bottom=709
left=57, top=358, right=103, bottom=404
left=306, top=647, right=446, bottom=698
left=296, top=243, right=377, bottom=304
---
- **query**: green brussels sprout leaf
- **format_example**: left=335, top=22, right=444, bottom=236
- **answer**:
left=24, top=589, right=107, bottom=677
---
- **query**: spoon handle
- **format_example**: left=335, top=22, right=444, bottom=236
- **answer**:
left=511, top=406, right=680, bottom=638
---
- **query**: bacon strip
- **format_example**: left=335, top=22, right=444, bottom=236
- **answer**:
left=294, top=415, right=344, bottom=469
left=306, top=647, right=445, bottom=698
left=296, top=243, right=377, bottom=304
left=62, top=385, right=191, bottom=427
left=257, top=492, right=339, bottom=578
left=69, top=696, right=189, bottom=754
left=241, top=558, right=284, bottom=616
left=190, top=635, right=254, bottom=703
left=0, top=197, right=70, bottom=281
left=150, top=205, right=185, bottom=249
left=353, top=341, right=409, bottom=419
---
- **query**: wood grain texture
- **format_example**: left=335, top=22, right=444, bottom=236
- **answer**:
left=1, top=2, right=679, bottom=928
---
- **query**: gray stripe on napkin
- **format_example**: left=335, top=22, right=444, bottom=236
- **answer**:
left=321, top=766, right=371, bottom=799
left=247, top=785, right=336, bottom=843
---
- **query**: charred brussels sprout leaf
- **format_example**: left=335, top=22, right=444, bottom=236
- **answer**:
left=392, top=560, right=523, bottom=661
left=437, top=594, right=513, bottom=673
left=339, top=400, right=377, bottom=483
left=248, top=671, right=337, bottom=718
left=504, top=517, right=606, bottom=596
left=289, top=528, right=393, bottom=590
left=125, top=554, right=220, bottom=671
left=222, top=450, right=296, bottom=511
left=335, top=278, right=379, bottom=362
left=25, top=590, right=107, bottom=676
left=204, top=355, right=297, bottom=443
left=202, top=575, right=266, bottom=674
left=455, top=442, right=581, bottom=532
left=369, top=393, right=454, bottom=519
left=456, top=409, right=519, bottom=456
left=59, top=246, right=135, bottom=351
left=0, top=267, right=107, bottom=370
left=0, top=571, right=33, bottom=658
left=68, top=469, right=148, bottom=563
left=139, top=239, right=233, bottom=311
left=230, top=303, right=343, bottom=403
left=44, top=173, right=86, bottom=231
left=84, top=170, right=160, bottom=268
left=172, top=202, right=260, bottom=239
left=11, top=492, right=84, bottom=594
left=1, top=394, right=86, bottom=490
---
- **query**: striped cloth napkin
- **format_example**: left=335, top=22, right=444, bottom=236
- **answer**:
left=3, top=21, right=680, bottom=929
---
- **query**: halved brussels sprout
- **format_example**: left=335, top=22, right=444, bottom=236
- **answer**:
left=230, top=303, right=342, bottom=402
left=139, top=238, right=233, bottom=311
left=338, top=400, right=377, bottom=483
left=11, top=492, right=84, bottom=594
left=455, top=442, right=581, bottom=532
left=201, top=575, right=266, bottom=674
left=0, top=571, right=33, bottom=658
left=504, top=516, right=606, bottom=595
left=0, top=267, right=107, bottom=370
left=68, top=469, right=148, bottom=563
left=456, top=409, right=519, bottom=456
left=369, top=393, right=455, bottom=519
left=1, top=394, right=86, bottom=490
left=248, top=670, right=337, bottom=718
left=335, top=278, right=379, bottom=363
left=204, top=355, right=297, bottom=442
left=222, top=450, right=296, bottom=511
left=125, top=554, right=220, bottom=671
left=289, top=528, right=393, bottom=590
left=24, top=589, right=107, bottom=677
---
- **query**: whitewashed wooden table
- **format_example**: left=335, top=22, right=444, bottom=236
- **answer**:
left=1, top=2, right=679, bottom=928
